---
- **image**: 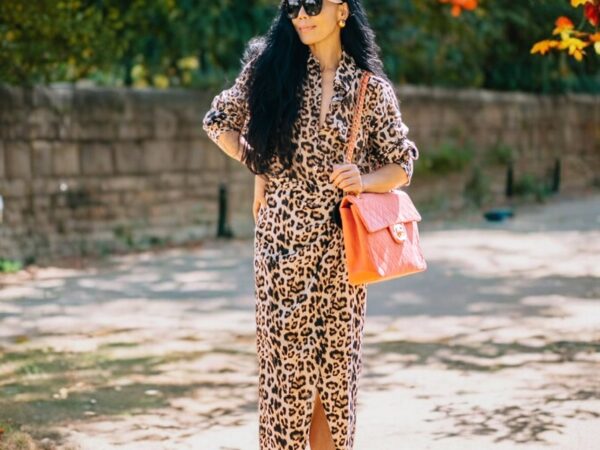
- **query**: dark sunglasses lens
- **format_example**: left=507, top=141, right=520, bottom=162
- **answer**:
left=285, top=0, right=301, bottom=18
left=285, top=0, right=323, bottom=18
left=305, top=0, right=323, bottom=16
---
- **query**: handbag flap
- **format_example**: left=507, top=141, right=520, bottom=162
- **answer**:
left=341, top=189, right=422, bottom=233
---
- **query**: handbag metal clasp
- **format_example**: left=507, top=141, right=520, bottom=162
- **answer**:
left=392, top=223, right=407, bottom=242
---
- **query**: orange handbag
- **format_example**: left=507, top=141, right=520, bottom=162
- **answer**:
left=338, top=70, right=427, bottom=285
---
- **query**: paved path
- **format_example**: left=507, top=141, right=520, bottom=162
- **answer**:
left=0, top=193, right=599, bottom=449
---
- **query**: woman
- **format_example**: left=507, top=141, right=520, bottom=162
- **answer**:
left=202, top=1, right=419, bottom=448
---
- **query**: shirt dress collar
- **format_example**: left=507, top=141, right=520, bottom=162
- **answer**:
left=306, top=46, right=358, bottom=99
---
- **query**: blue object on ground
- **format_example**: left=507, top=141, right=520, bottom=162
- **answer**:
left=484, top=208, right=514, bottom=222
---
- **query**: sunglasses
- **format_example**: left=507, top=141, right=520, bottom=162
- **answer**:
left=284, top=0, right=344, bottom=20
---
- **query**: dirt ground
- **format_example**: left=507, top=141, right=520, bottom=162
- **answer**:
left=1, top=192, right=599, bottom=450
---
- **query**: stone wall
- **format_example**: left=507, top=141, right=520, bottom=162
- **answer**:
left=0, top=84, right=598, bottom=263
left=398, top=85, right=599, bottom=214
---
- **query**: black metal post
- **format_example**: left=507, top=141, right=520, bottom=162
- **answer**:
left=217, top=183, right=233, bottom=238
left=505, top=162, right=514, bottom=198
left=551, top=158, right=561, bottom=193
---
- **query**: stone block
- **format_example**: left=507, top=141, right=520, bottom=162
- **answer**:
left=172, top=141, right=190, bottom=171
left=148, top=203, right=178, bottom=219
left=188, top=140, right=205, bottom=170
left=155, top=173, right=186, bottom=189
left=73, top=88, right=126, bottom=121
left=57, top=116, right=75, bottom=140
left=117, top=121, right=154, bottom=140
left=204, top=146, right=228, bottom=171
left=88, top=205, right=110, bottom=220
left=80, top=143, right=113, bottom=175
left=114, top=142, right=144, bottom=174
left=3, top=208, right=23, bottom=226
left=27, top=108, right=59, bottom=140
left=5, top=141, right=31, bottom=179
left=120, top=190, right=157, bottom=205
left=176, top=122, right=205, bottom=140
left=154, top=108, right=178, bottom=139
left=231, top=165, right=252, bottom=183
left=143, top=140, right=173, bottom=173
left=158, top=190, right=184, bottom=202
left=100, top=176, right=147, bottom=192
left=96, top=192, right=120, bottom=206
left=0, top=179, right=27, bottom=197
left=185, top=172, right=204, bottom=188
left=53, top=143, right=79, bottom=176
left=72, top=121, right=117, bottom=141
left=203, top=170, right=226, bottom=186
left=29, top=178, right=74, bottom=196
left=31, top=141, right=53, bottom=176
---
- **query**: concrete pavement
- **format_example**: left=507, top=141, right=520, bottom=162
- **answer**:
left=0, top=193, right=599, bottom=449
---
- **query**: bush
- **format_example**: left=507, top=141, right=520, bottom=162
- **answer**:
left=513, top=173, right=552, bottom=202
left=416, top=141, right=475, bottom=176
left=0, top=0, right=597, bottom=92
left=0, top=259, right=22, bottom=273
left=485, top=143, right=515, bottom=166
left=464, top=166, right=492, bottom=207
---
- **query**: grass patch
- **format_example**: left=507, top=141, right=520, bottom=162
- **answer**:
left=0, top=260, right=22, bottom=274
left=0, top=343, right=233, bottom=442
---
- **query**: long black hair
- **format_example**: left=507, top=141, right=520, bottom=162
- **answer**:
left=240, top=0, right=389, bottom=177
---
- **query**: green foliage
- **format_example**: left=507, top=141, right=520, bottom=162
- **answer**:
left=463, top=166, right=491, bottom=207
left=112, top=225, right=169, bottom=252
left=113, top=225, right=134, bottom=248
left=0, top=0, right=598, bottom=92
left=485, top=143, right=515, bottom=166
left=0, top=259, right=22, bottom=273
left=513, top=173, right=552, bottom=201
left=417, top=193, right=451, bottom=219
left=367, top=0, right=599, bottom=93
left=0, top=420, right=17, bottom=436
left=416, top=140, right=475, bottom=176
left=0, top=0, right=277, bottom=87
left=0, top=0, right=120, bottom=85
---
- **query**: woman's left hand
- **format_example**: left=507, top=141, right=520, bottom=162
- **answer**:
left=330, top=163, right=364, bottom=195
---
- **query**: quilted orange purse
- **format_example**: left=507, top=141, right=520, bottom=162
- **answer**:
left=338, top=70, right=427, bottom=285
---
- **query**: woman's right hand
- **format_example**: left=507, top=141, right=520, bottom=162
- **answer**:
left=253, top=174, right=268, bottom=224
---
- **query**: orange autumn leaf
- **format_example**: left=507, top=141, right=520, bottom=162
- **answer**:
left=442, top=0, right=598, bottom=60
left=570, top=0, right=593, bottom=6
left=558, top=36, right=590, bottom=61
left=531, top=39, right=560, bottom=55
left=553, top=16, right=575, bottom=35
left=439, top=0, right=478, bottom=17
left=589, top=32, right=600, bottom=54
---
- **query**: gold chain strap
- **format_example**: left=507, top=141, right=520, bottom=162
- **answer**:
left=344, top=70, right=372, bottom=164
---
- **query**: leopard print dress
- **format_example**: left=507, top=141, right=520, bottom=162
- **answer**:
left=203, top=46, right=419, bottom=450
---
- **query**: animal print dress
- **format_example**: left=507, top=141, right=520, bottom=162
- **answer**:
left=203, top=46, right=419, bottom=450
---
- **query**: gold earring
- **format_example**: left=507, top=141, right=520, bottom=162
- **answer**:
left=338, top=19, right=346, bottom=28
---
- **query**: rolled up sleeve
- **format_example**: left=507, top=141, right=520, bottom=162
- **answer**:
left=202, top=58, right=254, bottom=144
left=367, top=78, right=419, bottom=187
